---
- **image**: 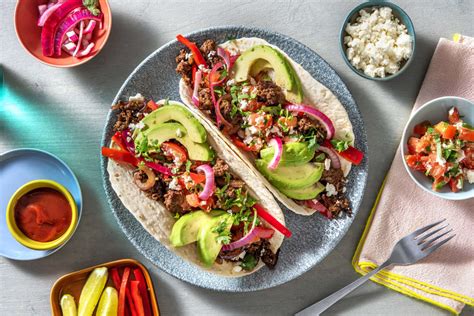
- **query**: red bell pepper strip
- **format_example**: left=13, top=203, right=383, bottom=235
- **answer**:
left=161, top=142, right=188, bottom=164
left=323, top=140, right=364, bottom=165
left=146, top=100, right=158, bottom=111
left=253, top=204, right=292, bottom=238
left=118, top=267, right=131, bottom=316
left=112, top=132, right=128, bottom=152
left=102, top=147, right=139, bottom=166
left=176, top=34, right=207, bottom=66
left=111, top=269, right=132, bottom=316
left=230, top=135, right=258, bottom=152
left=133, top=269, right=152, bottom=316
left=130, top=281, right=145, bottom=316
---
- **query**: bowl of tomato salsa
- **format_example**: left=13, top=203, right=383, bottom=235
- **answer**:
left=401, top=96, right=474, bottom=200
left=6, top=179, right=78, bottom=250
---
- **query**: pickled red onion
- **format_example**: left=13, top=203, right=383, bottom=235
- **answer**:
left=285, top=104, right=335, bottom=139
left=267, top=137, right=283, bottom=170
left=196, top=164, right=215, bottom=200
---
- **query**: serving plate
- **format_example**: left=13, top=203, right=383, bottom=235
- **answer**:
left=101, top=26, right=368, bottom=291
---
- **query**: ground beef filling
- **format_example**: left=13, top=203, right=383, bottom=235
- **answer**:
left=255, top=80, right=286, bottom=105
left=319, top=168, right=351, bottom=217
left=163, top=190, right=191, bottom=215
left=175, top=49, right=193, bottom=86
left=112, top=100, right=149, bottom=132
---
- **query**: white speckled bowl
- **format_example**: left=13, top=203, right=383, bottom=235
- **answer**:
left=401, top=96, right=474, bottom=200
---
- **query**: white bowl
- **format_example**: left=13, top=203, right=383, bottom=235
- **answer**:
left=400, top=96, right=474, bottom=200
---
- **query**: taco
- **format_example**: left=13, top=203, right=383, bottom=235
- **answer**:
left=102, top=95, right=289, bottom=276
left=176, top=35, right=364, bottom=218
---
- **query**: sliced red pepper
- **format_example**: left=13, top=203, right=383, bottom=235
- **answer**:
left=102, top=147, right=139, bottom=166
left=176, top=34, right=206, bottom=66
left=189, top=172, right=206, bottom=184
left=230, top=135, right=258, bottom=152
left=111, top=269, right=132, bottom=316
left=161, top=142, right=188, bottom=164
left=130, top=281, right=145, bottom=316
left=192, top=65, right=197, bottom=83
left=323, top=140, right=364, bottom=165
left=133, top=269, right=153, bottom=316
left=118, top=267, right=131, bottom=316
left=253, top=204, right=292, bottom=238
left=112, top=132, right=128, bottom=152
left=339, top=146, right=364, bottom=165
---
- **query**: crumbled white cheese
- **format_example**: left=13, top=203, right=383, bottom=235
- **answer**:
left=131, top=121, right=144, bottom=131
left=200, top=200, right=207, bottom=206
left=129, top=93, right=144, bottom=102
left=342, top=187, right=347, bottom=193
left=465, top=169, right=474, bottom=184
left=238, top=251, right=246, bottom=259
left=176, top=128, right=183, bottom=138
left=240, top=99, right=249, bottom=110
left=344, top=7, right=412, bottom=78
left=232, top=265, right=243, bottom=273
left=326, top=183, right=337, bottom=197
left=169, top=177, right=182, bottom=191
left=207, top=50, right=216, bottom=58
left=185, top=52, right=192, bottom=60
left=248, top=126, right=259, bottom=135
left=242, top=86, right=250, bottom=94
left=324, top=158, right=331, bottom=171
left=198, top=64, right=210, bottom=73
left=227, top=79, right=235, bottom=86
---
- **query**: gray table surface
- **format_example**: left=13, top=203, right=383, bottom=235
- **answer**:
left=1, top=0, right=473, bottom=315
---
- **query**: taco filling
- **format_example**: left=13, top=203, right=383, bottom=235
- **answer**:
left=103, top=95, right=289, bottom=273
left=175, top=36, right=364, bottom=219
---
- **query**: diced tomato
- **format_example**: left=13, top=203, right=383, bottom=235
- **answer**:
left=432, top=178, right=447, bottom=191
left=102, top=147, right=139, bottom=166
left=459, top=127, right=474, bottom=142
left=161, top=142, right=188, bottom=164
left=461, top=145, right=474, bottom=169
left=248, top=113, right=273, bottom=129
left=434, top=121, right=449, bottom=134
left=186, top=193, right=200, bottom=208
left=430, top=163, right=446, bottom=180
left=199, top=197, right=215, bottom=211
left=407, top=137, right=419, bottom=154
left=448, top=107, right=460, bottom=124
left=441, top=124, right=457, bottom=139
left=448, top=175, right=463, bottom=193
left=189, top=172, right=206, bottom=184
left=146, top=100, right=159, bottom=111
left=405, top=154, right=425, bottom=171
left=277, top=116, right=297, bottom=129
left=413, top=120, right=431, bottom=135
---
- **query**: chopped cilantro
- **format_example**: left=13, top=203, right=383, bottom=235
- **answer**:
left=174, top=213, right=181, bottom=219
left=185, top=160, right=192, bottom=172
left=330, top=139, right=351, bottom=152
left=240, top=253, right=258, bottom=271
left=212, top=218, right=231, bottom=245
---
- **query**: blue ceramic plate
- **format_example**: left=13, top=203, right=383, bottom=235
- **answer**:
left=0, top=148, right=82, bottom=260
left=101, top=26, right=368, bottom=291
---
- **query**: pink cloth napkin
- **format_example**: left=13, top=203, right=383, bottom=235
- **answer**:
left=353, top=36, right=474, bottom=314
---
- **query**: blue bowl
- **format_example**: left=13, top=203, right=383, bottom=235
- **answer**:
left=339, top=0, right=416, bottom=81
left=401, top=96, right=474, bottom=200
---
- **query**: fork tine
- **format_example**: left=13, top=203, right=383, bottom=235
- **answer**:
left=417, top=224, right=449, bottom=244
left=421, top=229, right=453, bottom=250
left=423, top=234, right=456, bottom=254
left=411, top=219, right=446, bottom=238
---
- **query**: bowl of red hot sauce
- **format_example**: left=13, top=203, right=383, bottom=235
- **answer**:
left=6, top=179, right=78, bottom=250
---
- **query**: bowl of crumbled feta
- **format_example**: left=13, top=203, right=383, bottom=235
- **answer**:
left=340, top=2, right=415, bottom=80
left=400, top=96, right=474, bottom=200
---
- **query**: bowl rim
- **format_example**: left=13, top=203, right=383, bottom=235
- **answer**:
left=14, top=0, right=112, bottom=68
left=6, top=179, right=79, bottom=250
left=400, top=96, right=474, bottom=200
left=338, top=0, right=416, bottom=81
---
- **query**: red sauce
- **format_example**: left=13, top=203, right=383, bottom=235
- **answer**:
left=14, top=188, right=72, bottom=242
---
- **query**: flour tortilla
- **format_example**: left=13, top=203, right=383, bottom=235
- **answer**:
left=107, top=102, right=285, bottom=277
left=179, top=38, right=355, bottom=216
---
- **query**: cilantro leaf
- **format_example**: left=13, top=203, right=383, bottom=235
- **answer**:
left=83, top=0, right=101, bottom=16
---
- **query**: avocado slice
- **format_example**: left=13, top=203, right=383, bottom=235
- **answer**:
left=233, top=45, right=295, bottom=91
left=279, top=182, right=325, bottom=200
left=141, top=102, right=207, bottom=143
left=255, top=159, right=323, bottom=190
left=249, top=59, right=273, bottom=78
left=197, top=214, right=233, bottom=268
left=170, top=211, right=211, bottom=247
left=260, top=142, right=315, bottom=166
left=138, top=122, right=214, bottom=161
left=285, top=65, right=304, bottom=104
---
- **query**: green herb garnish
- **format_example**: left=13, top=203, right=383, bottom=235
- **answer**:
left=83, top=0, right=101, bottom=16
left=330, top=139, right=351, bottom=152
left=240, top=253, right=258, bottom=271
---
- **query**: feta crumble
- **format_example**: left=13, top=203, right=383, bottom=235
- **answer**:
left=344, top=7, right=412, bottom=78
left=326, top=183, right=337, bottom=197
left=169, top=177, right=182, bottom=191
left=129, top=93, right=144, bottom=102
left=324, top=158, right=331, bottom=171
left=465, top=169, right=474, bottom=184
